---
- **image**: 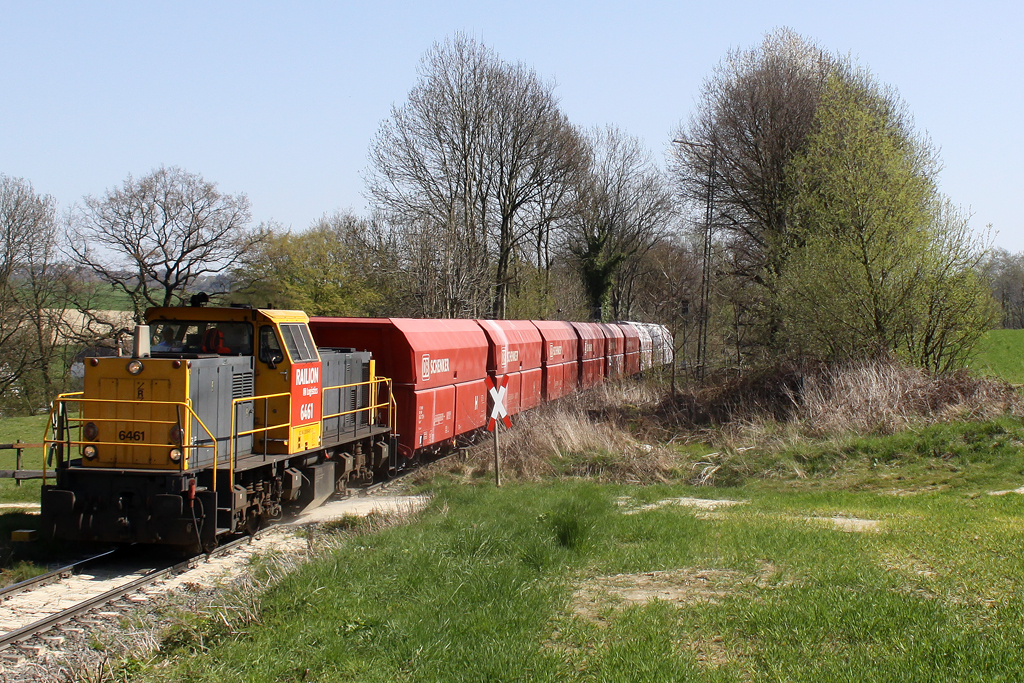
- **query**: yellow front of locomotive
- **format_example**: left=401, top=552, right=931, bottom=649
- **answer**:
left=78, top=352, right=195, bottom=470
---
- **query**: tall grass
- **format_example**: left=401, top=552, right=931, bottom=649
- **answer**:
left=418, top=360, right=1022, bottom=489
left=419, top=379, right=681, bottom=485
left=797, top=360, right=1020, bottom=435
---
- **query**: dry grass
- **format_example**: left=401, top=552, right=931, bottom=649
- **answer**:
left=654, top=358, right=1019, bottom=438
left=796, top=361, right=1021, bottom=435
left=418, top=380, right=681, bottom=485
left=416, top=359, right=1021, bottom=489
left=313, top=503, right=426, bottom=547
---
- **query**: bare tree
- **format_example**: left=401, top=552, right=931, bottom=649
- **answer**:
left=669, top=29, right=835, bottom=346
left=0, top=175, right=52, bottom=399
left=564, top=126, right=672, bottom=321
left=640, top=233, right=702, bottom=367
left=485, top=66, right=585, bottom=318
left=71, top=166, right=257, bottom=322
left=0, top=175, right=85, bottom=412
left=366, top=34, right=585, bottom=319
left=981, top=247, right=1024, bottom=329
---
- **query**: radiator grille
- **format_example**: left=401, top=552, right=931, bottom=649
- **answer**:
left=232, top=371, right=254, bottom=399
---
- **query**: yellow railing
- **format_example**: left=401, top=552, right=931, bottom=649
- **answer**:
left=229, top=390, right=291, bottom=487
left=45, top=375, right=397, bottom=493
left=228, top=376, right=395, bottom=481
left=321, top=376, right=396, bottom=432
left=44, top=393, right=220, bottom=487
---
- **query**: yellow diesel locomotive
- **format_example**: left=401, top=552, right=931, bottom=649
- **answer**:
left=41, top=304, right=396, bottom=552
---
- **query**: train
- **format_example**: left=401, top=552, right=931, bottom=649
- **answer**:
left=39, top=303, right=673, bottom=552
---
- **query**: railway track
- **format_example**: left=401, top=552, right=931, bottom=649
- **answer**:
left=0, top=469, right=425, bottom=656
left=0, top=533, right=259, bottom=652
left=0, top=548, right=119, bottom=604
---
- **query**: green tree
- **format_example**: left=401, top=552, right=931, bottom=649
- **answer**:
left=900, top=201, right=996, bottom=372
left=670, top=29, right=839, bottom=353
left=778, top=77, right=993, bottom=370
left=233, top=212, right=387, bottom=317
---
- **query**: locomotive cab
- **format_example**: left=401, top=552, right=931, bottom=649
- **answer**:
left=41, top=305, right=395, bottom=552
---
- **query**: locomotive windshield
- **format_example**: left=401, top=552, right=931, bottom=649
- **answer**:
left=150, top=321, right=254, bottom=356
left=280, top=323, right=319, bottom=363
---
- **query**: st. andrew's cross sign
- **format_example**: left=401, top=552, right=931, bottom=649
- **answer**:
left=485, top=375, right=512, bottom=431
left=485, top=374, right=511, bottom=487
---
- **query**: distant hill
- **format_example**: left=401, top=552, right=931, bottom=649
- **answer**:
left=967, top=329, right=1024, bottom=384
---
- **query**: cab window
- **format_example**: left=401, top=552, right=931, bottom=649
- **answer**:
left=259, top=326, right=284, bottom=366
left=151, top=321, right=252, bottom=356
left=280, top=324, right=319, bottom=363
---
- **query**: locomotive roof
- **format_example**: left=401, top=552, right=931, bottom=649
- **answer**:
left=145, top=306, right=309, bottom=325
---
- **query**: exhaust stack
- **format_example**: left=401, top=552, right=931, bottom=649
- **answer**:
left=132, top=325, right=151, bottom=358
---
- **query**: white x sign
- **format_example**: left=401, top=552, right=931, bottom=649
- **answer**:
left=486, top=375, right=511, bottom=431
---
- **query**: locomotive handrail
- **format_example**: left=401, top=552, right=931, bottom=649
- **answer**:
left=228, top=390, right=292, bottom=486
left=227, top=376, right=396, bottom=484
left=43, top=395, right=219, bottom=487
left=320, top=377, right=394, bottom=426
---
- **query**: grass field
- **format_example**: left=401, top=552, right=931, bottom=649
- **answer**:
left=130, top=417, right=1024, bottom=683
left=0, top=414, right=50, bottom=504
left=4, top=350, right=1023, bottom=679
left=85, top=284, right=135, bottom=312
left=967, top=328, right=1024, bottom=384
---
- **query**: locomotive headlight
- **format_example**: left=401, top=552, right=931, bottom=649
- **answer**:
left=83, top=422, right=98, bottom=441
left=82, top=445, right=98, bottom=460
left=168, top=448, right=183, bottom=463
left=127, top=360, right=144, bottom=375
left=169, top=426, right=184, bottom=445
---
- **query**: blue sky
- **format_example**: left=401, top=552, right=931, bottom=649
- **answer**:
left=2, top=1, right=1021, bottom=250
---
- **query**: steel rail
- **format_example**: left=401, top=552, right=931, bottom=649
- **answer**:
left=0, top=534, right=258, bottom=651
left=0, top=445, right=439, bottom=651
left=0, top=549, right=120, bottom=603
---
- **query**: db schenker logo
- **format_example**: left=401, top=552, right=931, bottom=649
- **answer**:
left=421, top=354, right=450, bottom=381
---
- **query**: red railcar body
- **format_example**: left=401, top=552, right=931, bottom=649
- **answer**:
left=475, top=320, right=543, bottom=374
left=532, top=321, right=579, bottom=401
left=309, top=317, right=489, bottom=453
left=309, top=316, right=667, bottom=458
left=599, top=323, right=625, bottom=380
left=475, top=319, right=543, bottom=417
left=454, top=379, right=488, bottom=435
left=619, top=324, right=641, bottom=376
left=571, top=322, right=606, bottom=389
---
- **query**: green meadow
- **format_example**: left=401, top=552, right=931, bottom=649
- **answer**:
left=5, top=328, right=1024, bottom=680
left=136, top=418, right=1024, bottom=682
left=967, top=328, right=1024, bottom=384
left=0, top=413, right=49, bottom=504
